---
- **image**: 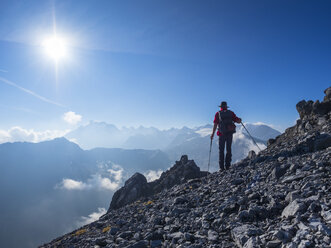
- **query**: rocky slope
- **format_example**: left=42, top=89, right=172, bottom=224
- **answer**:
left=41, top=88, right=331, bottom=248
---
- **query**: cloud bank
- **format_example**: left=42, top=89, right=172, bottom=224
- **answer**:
left=195, top=128, right=212, bottom=137
left=0, top=126, right=69, bottom=144
left=56, top=164, right=124, bottom=191
left=60, top=179, right=88, bottom=190
left=144, top=169, right=163, bottom=182
left=76, top=208, right=107, bottom=227
left=63, top=111, right=82, bottom=125
left=233, top=132, right=266, bottom=158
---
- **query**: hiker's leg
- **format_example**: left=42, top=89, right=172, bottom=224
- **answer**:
left=225, top=133, right=233, bottom=169
left=219, top=135, right=226, bottom=170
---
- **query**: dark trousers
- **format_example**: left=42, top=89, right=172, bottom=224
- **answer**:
left=219, top=133, right=233, bottom=169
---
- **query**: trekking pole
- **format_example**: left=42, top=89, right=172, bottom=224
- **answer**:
left=207, top=138, right=213, bottom=173
left=241, top=122, right=262, bottom=152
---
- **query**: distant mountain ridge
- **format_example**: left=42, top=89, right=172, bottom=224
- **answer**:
left=66, top=121, right=281, bottom=171
left=65, top=121, right=281, bottom=151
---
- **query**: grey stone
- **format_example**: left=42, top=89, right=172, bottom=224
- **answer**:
left=169, top=232, right=183, bottom=240
left=183, top=232, right=194, bottom=241
left=273, top=229, right=293, bottom=243
left=285, top=191, right=300, bottom=203
left=321, top=209, right=331, bottom=223
left=231, top=225, right=262, bottom=248
left=174, top=197, right=188, bottom=205
left=298, top=240, right=312, bottom=248
left=318, top=223, right=331, bottom=236
left=282, top=200, right=307, bottom=218
left=268, top=138, right=276, bottom=146
left=323, top=236, right=330, bottom=244
left=128, top=240, right=149, bottom=248
left=282, top=174, right=305, bottom=184
left=207, top=230, right=218, bottom=241
left=232, top=178, right=245, bottom=185
left=150, top=240, right=162, bottom=247
left=248, top=192, right=260, bottom=201
left=248, top=150, right=256, bottom=160
left=266, top=240, right=282, bottom=247
left=238, top=210, right=252, bottom=222
left=95, top=237, right=107, bottom=246
left=110, top=227, right=120, bottom=235
left=243, top=236, right=261, bottom=248
left=314, top=134, right=331, bottom=151
left=272, top=165, right=287, bottom=180
left=119, top=231, right=133, bottom=239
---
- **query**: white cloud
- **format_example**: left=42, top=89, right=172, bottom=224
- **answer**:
left=144, top=169, right=163, bottom=182
left=59, top=179, right=88, bottom=190
left=0, top=126, right=69, bottom=144
left=56, top=164, right=124, bottom=191
left=63, top=111, right=82, bottom=125
left=233, top=130, right=266, bottom=160
left=76, top=208, right=107, bottom=227
left=89, top=174, right=120, bottom=191
left=99, top=177, right=119, bottom=190
left=195, top=127, right=212, bottom=137
left=108, top=164, right=123, bottom=182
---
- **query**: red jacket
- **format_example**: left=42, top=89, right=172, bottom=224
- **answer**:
left=214, top=108, right=240, bottom=136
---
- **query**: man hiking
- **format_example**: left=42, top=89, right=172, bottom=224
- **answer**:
left=211, top=101, right=241, bottom=171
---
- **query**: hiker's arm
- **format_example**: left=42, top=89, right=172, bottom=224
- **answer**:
left=232, top=112, right=242, bottom=123
left=211, top=123, right=217, bottom=139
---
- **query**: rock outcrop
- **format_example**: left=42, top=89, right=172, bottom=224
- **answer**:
left=109, top=173, right=153, bottom=210
left=109, top=155, right=208, bottom=210
left=296, top=87, right=331, bottom=119
left=41, top=87, right=331, bottom=248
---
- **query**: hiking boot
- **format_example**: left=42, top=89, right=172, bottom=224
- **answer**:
left=225, top=164, right=231, bottom=170
left=219, top=166, right=225, bottom=172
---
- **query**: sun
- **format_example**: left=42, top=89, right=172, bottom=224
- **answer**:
left=42, top=36, right=67, bottom=61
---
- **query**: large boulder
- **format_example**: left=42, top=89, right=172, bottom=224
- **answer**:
left=296, top=87, right=331, bottom=119
left=281, top=199, right=307, bottom=219
left=323, top=87, right=331, bottom=102
left=108, top=172, right=152, bottom=210
left=108, top=155, right=207, bottom=211
left=296, top=100, right=314, bottom=119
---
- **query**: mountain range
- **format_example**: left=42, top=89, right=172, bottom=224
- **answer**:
left=65, top=122, right=280, bottom=151
left=0, top=122, right=280, bottom=247
left=66, top=122, right=281, bottom=171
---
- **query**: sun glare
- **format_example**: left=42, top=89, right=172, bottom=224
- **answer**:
left=42, top=36, right=67, bottom=61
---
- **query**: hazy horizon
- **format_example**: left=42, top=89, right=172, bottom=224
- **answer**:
left=0, top=120, right=282, bottom=145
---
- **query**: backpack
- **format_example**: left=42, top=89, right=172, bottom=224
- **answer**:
left=218, top=110, right=236, bottom=134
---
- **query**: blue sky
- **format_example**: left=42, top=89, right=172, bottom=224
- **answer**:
left=0, top=0, right=330, bottom=135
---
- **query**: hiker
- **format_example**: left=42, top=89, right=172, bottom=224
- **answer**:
left=211, top=101, right=241, bottom=171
